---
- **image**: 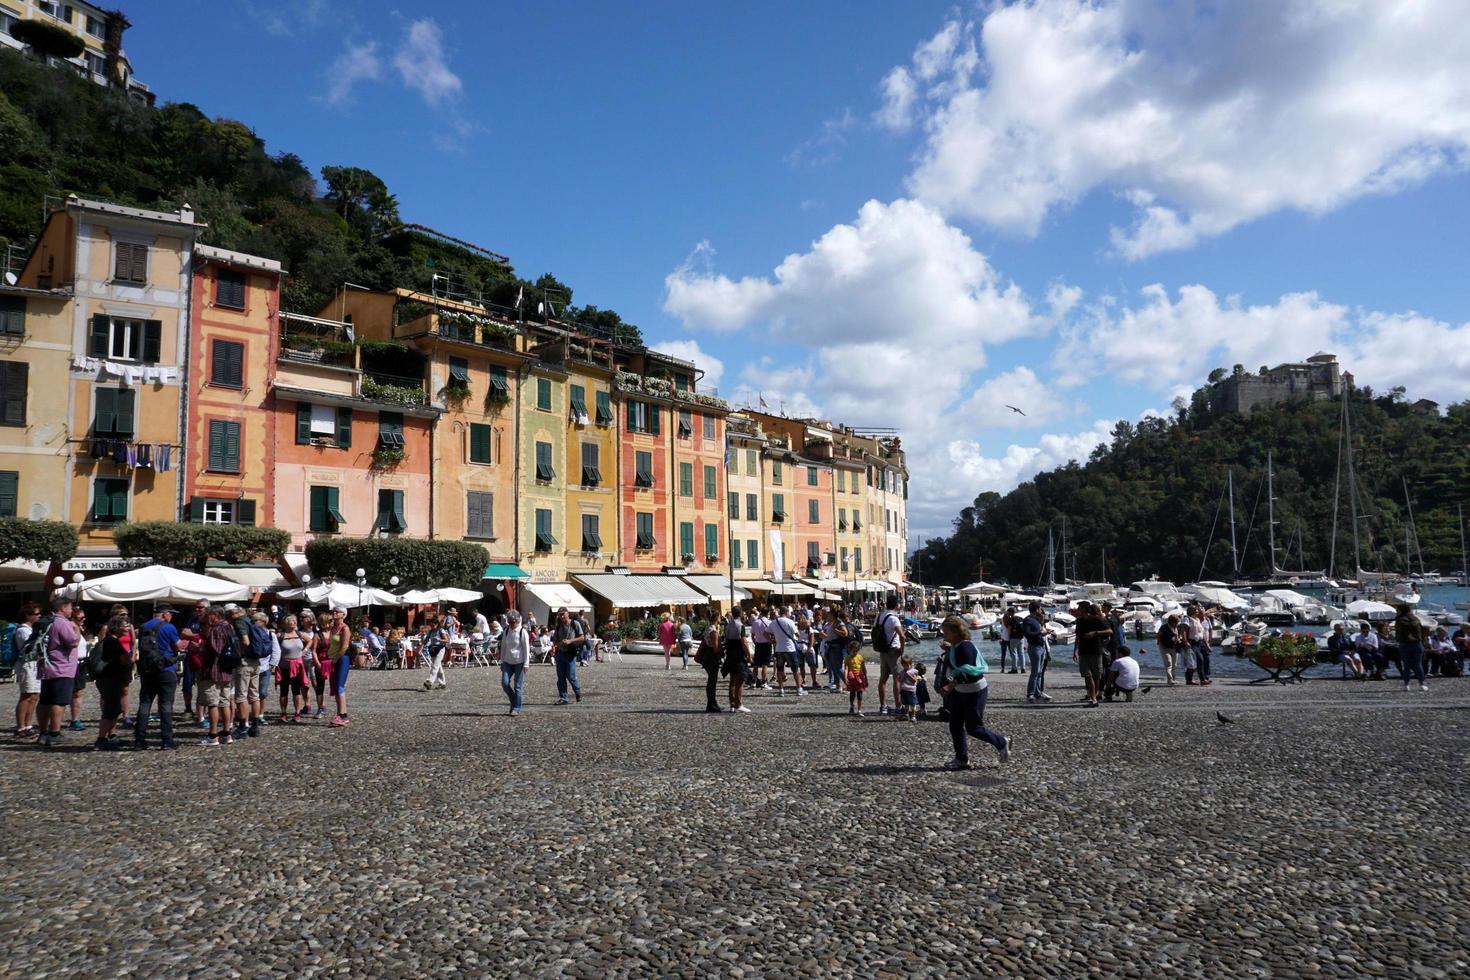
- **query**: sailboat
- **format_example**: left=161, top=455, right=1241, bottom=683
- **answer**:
left=1266, top=451, right=1325, bottom=583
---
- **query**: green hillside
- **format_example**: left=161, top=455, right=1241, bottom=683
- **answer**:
left=915, top=382, right=1470, bottom=587
left=0, top=48, right=641, bottom=341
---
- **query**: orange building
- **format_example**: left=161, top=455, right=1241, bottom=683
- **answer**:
left=183, top=244, right=281, bottom=526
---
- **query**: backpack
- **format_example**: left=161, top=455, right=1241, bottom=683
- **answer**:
left=136, top=626, right=177, bottom=679
left=83, top=638, right=109, bottom=681
left=0, top=623, right=16, bottom=669
left=216, top=626, right=243, bottom=673
left=947, top=643, right=989, bottom=684
left=19, top=616, right=53, bottom=665
left=871, top=612, right=895, bottom=654
left=246, top=620, right=273, bottom=660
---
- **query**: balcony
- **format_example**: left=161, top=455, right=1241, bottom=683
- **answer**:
left=361, top=373, right=427, bottom=407
left=431, top=311, right=520, bottom=350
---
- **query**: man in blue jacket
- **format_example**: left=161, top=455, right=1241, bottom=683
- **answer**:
left=135, top=604, right=181, bottom=750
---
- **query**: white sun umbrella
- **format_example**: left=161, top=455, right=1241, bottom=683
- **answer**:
left=279, top=580, right=400, bottom=610
left=960, top=581, right=1006, bottom=596
left=1345, top=599, right=1396, bottom=621
left=63, top=565, right=251, bottom=604
left=398, top=589, right=441, bottom=605
left=432, top=587, right=484, bottom=604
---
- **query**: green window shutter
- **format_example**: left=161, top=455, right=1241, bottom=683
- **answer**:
left=336, top=406, right=352, bottom=448
left=115, top=389, right=135, bottom=436
left=237, top=499, right=257, bottom=526
left=211, top=339, right=244, bottom=387
left=0, top=295, right=25, bottom=336
left=208, top=420, right=226, bottom=470
left=309, top=487, right=327, bottom=532
left=680, top=522, right=694, bottom=558
left=596, top=390, right=613, bottom=425
left=809, top=499, right=819, bottom=524
left=703, top=465, right=716, bottom=500
left=141, top=320, right=162, bottom=364
left=326, top=486, right=344, bottom=528
left=89, top=314, right=109, bottom=358
left=0, top=471, right=17, bottom=517
left=94, top=387, right=115, bottom=434
left=225, top=421, right=240, bottom=472
left=728, top=492, right=738, bottom=520
left=679, top=462, right=692, bottom=497
left=773, top=493, right=784, bottom=521
left=536, top=377, right=551, bottom=411
left=627, top=401, right=638, bottom=432
left=747, top=540, right=758, bottom=569
left=296, top=402, right=312, bottom=444
left=1, top=361, right=27, bottom=427
left=392, top=491, right=406, bottom=532
left=705, top=523, right=718, bottom=558
left=108, top=479, right=128, bottom=521
left=535, top=441, right=554, bottom=481
left=469, top=423, right=491, bottom=463
left=731, top=537, right=741, bottom=568
left=448, top=357, right=470, bottom=385
left=188, top=495, right=205, bottom=523
left=649, top=404, right=660, bottom=436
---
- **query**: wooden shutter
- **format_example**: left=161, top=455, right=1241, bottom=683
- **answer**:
left=212, top=340, right=243, bottom=387
left=188, top=496, right=205, bottom=522
left=237, top=499, right=256, bottom=526
left=335, top=406, right=352, bottom=448
left=309, top=487, right=327, bottom=531
left=0, top=295, right=25, bottom=336
left=392, top=491, right=406, bottom=532
left=296, top=402, right=311, bottom=444
left=649, top=404, right=660, bottom=436
left=705, top=523, right=718, bottom=558
left=115, top=388, right=135, bottom=436
left=680, top=522, right=694, bottom=557
left=326, top=486, right=342, bottom=528
left=0, top=471, right=17, bottom=517
left=89, top=314, right=109, bottom=358
left=141, top=320, right=162, bottom=363
left=207, top=420, right=226, bottom=470
left=470, top=423, right=490, bottom=463
left=108, top=479, right=128, bottom=521
left=0, top=361, right=27, bottom=426
left=224, top=421, right=240, bottom=472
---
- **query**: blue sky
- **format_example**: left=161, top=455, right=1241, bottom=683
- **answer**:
left=130, top=1, right=1470, bottom=539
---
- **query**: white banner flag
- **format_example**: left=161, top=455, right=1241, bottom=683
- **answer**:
left=769, top=530, right=784, bottom=581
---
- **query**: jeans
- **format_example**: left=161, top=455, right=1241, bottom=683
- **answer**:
left=1194, top=642, right=1212, bottom=681
left=824, top=641, right=844, bottom=687
left=500, top=662, right=525, bottom=710
left=947, top=686, right=1005, bottom=763
left=258, top=667, right=272, bottom=701
left=554, top=651, right=580, bottom=700
left=704, top=661, right=721, bottom=710
left=678, top=641, right=692, bottom=668
left=1399, top=641, right=1426, bottom=684
left=134, top=672, right=177, bottom=747
left=1025, top=644, right=1047, bottom=699
left=426, top=648, right=447, bottom=687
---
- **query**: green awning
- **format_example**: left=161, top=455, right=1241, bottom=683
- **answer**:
left=483, top=563, right=529, bottom=581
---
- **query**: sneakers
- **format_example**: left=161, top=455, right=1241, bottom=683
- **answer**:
left=279, top=713, right=290, bottom=724
left=1039, top=693, right=1053, bottom=702
left=247, top=723, right=259, bottom=738
left=778, top=688, right=785, bottom=698
left=423, top=680, right=432, bottom=691
left=554, top=699, right=569, bottom=706
left=998, top=735, right=1013, bottom=765
left=291, top=712, right=302, bottom=724
left=1026, top=696, right=1037, bottom=704
left=1419, top=683, right=1429, bottom=692
left=315, top=706, right=327, bottom=718
left=855, top=710, right=865, bottom=718
left=942, top=757, right=970, bottom=771
left=796, top=687, right=806, bottom=697
left=879, top=705, right=890, bottom=716
left=1403, top=682, right=1411, bottom=692
left=68, top=719, right=84, bottom=732
left=200, top=736, right=220, bottom=747
left=329, top=715, right=350, bottom=727
left=735, top=705, right=752, bottom=713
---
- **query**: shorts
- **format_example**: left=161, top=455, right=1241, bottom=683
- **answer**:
left=39, top=675, right=75, bottom=707
left=1078, top=652, right=1108, bottom=680
left=277, top=658, right=308, bottom=694
left=784, top=649, right=803, bottom=673
left=204, top=680, right=233, bottom=709
left=332, top=655, right=351, bottom=696
left=880, top=651, right=902, bottom=676
left=233, top=659, right=263, bottom=701
left=17, top=659, right=41, bottom=695
left=900, top=689, right=917, bottom=707
left=96, top=676, right=127, bottom=721
left=753, top=642, right=772, bottom=668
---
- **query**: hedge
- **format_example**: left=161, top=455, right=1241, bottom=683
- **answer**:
left=115, top=522, right=291, bottom=572
left=0, top=518, right=78, bottom=564
left=305, top=538, right=488, bottom=590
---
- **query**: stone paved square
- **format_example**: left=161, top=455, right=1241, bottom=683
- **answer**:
left=2, top=656, right=1468, bottom=978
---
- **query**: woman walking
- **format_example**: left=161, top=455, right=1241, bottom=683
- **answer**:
left=423, top=617, right=450, bottom=691
left=658, top=612, right=677, bottom=670
left=698, top=624, right=722, bottom=713
left=938, top=615, right=1011, bottom=770
left=675, top=617, right=693, bottom=670
left=498, top=610, right=531, bottom=716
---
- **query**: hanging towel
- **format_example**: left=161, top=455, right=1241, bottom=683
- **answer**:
left=89, top=440, right=106, bottom=459
left=156, top=444, right=171, bottom=472
left=136, top=443, right=152, bottom=468
left=111, top=441, right=129, bottom=465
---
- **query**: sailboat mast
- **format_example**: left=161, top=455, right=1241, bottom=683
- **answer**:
left=1045, top=527, right=1056, bottom=587
left=1227, top=469, right=1239, bottom=581
left=1267, top=451, right=1277, bottom=575
left=1329, top=395, right=1344, bottom=579
left=1459, top=503, right=1467, bottom=586
left=1060, top=517, right=1068, bottom=585
left=1345, top=391, right=1362, bottom=578
left=1402, top=477, right=1426, bottom=576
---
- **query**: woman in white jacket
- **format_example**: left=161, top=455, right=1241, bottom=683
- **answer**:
left=498, top=611, right=531, bottom=716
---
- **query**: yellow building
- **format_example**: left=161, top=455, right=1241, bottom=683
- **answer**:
left=518, top=355, right=566, bottom=584
left=0, top=270, right=72, bottom=521
left=15, top=196, right=202, bottom=554
left=0, top=1, right=151, bottom=101
left=761, top=436, right=799, bottom=582
left=725, top=413, right=767, bottom=582
left=831, top=455, right=867, bottom=584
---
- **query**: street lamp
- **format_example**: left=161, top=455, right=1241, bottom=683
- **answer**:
left=355, top=567, right=367, bottom=610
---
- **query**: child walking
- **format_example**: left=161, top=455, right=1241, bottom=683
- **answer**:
left=899, top=655, right=920, bottom=722
left=844, top=640, right=868, bottom=717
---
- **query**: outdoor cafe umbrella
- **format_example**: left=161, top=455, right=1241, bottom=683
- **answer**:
left=278, top=580, right=401, bottom=611
left=60, top=565, right=251, bottom=604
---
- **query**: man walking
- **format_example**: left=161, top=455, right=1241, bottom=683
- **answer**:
left=551, top=608, right=583, bottom=705
left=772, top=605, right=804, bottom=697
left=875, top=594, right=904, bottom=717
left=134, top=604, right=181, bottom=750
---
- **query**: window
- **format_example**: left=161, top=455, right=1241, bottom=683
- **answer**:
left=837, top=469, right=845, bottom=493
left=679, top=461, right=693, bottom=497
left=534, top=508, right=556, bottom=551
left=536, top=377, right=552, bottom=411
left=487, top=365, right=509, bottom=402
left=91, top=477, right=128, bottom=524
left=466, top=491, right=494, bottom=538
left=113, top=242, right=148, bottom=284
left=808, top=499, right=820, bottom=524
left=771, top=460, right=782, bottom=485
left=680, top=522, right=695, bottom=559
left=674, top=373, right=690, bottom=392
left=703, top=414, right=716, bottom=440
left=88, top=315, right=160, bottom=363
left=38, top=2, right=68, bottom=21
left=469, top=422, right=493, bottom=464
left=677, top=410, right=693, bottom=438
left=727, top=448, right=738, bottom=476
left=188, top=497, right=256, bottom=525
left=0, top=11, right=16, bottom=36
left=807, top=466, right=818, bottom=486
left=807, top=541, right=820, bottom=565
left=309, top=486, right=344, bottom=533
left=0, top=471, right=17, bottom=517
left=854, top=550, right=862, bottom=572
left=771, top=493, right=786, bottom=523
left=705, top=523, right=718, bottom=560
left=581, top=514, right=602, bottom=552
left=731, top=537, right=742, bottom=568
left=85, top=51, right=106, bottom=76
left=377, top=489, right=406, bottom=534
left=210, top=339, right=244, bottom=388
left=852, top=512, right=861, bottom=531
left=636, top=512, right=655, bottom=550
left=447, top=356, right=470, bottom=393
left=207, top=419, right=241, bottom=473
left=535, top=441, right=555, bottom=482
left=0, top=361, right=27, bottom=427
left=202, top=499, right=235, bottom=525
left=838, top=508, right=848, bottom=531
left=747, top=539, right=759, bottom=570
left=378, top=411, right=404, bottom=449
left=703, top=465, right=716, bottom=500
left=216, top=270, right=246, bottom=310
left=595, top=390, right=614, bottom=425
left=93, top=387, right=135, bottom=437
left=634, top=451, right=654, bottom=488
left=580, top=442, right=601, bottom=486
left=728, top=492, right=739, bottom=520
left=746, top=449, right=757, bottom=474
left=86, top=13, right=105, bottom=38
left=746, top=494, right=758, bottom=521
left=569, top=384, right=588, bottom=420
left=627, top=400, right=660, bottom=435
left=0, top=295, right=24, bottom=336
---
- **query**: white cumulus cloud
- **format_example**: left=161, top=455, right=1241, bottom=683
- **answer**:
left=650, top=339, right=724, bottom=391
left=395, top=19, right=463, bottom=107
left=322, top=40, right=382, bottom=107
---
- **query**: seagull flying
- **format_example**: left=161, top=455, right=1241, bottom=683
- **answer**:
left=1006, top=405, right=1026, bottom=416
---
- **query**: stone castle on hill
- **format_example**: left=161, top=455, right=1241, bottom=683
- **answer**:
left=1206, top=352, right=1349, bottom=415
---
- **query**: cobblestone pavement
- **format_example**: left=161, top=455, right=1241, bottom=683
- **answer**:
left=2, top=653, right=1467, bottom=978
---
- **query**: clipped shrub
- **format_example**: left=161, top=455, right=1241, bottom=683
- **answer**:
left=0, top=518, right=78, bottom=564
left=305, top=538, right=488, bottom=590
left=115, top=521, right=290, bottom=572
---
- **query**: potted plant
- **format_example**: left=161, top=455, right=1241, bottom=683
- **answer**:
left=372, top=446, right=406, bottom=469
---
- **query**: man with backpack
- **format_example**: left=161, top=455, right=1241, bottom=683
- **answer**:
left=10, top=602, right=42, bottom=742
left=134, top=604, right=181, bottom=750
left=37, top=595, right=82, bottom=749
left=201, top=608, right=240, bottom=746
left=226, top=605, right=264, bottom=739
left=873, top=594, right=904, bottom=717
left=551, top=608, right=583, bottom=705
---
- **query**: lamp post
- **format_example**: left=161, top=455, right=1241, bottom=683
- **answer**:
left=355, top=567, right=367, bottom=612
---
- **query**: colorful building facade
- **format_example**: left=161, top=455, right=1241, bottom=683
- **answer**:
left=0, top=266, right=72, bottom=522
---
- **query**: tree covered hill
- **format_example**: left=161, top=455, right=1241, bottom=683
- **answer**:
left=0, top=49, right=641, bottom=341
left=914, top=382, right=1470, bottom=588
